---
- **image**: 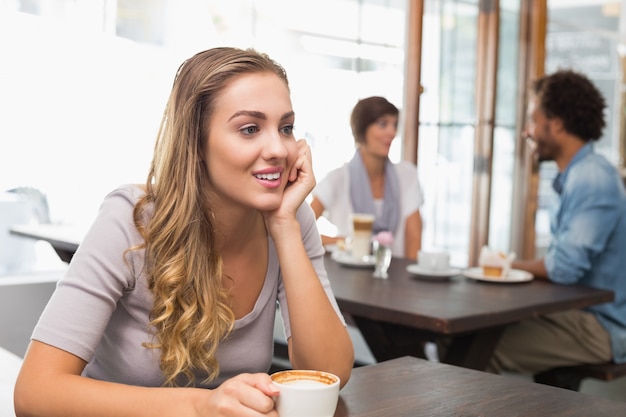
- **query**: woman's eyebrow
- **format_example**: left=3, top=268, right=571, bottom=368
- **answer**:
left=228, top=110, right=295, bottom=122
left=281, top=111, right=295, bottom=121
left=228, top=110, right=266, bottom=121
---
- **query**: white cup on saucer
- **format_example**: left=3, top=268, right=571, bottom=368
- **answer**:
left=418, top=251, right=450, bottom=272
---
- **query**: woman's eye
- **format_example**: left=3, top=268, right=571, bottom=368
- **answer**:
left=241, top=125, right=259, bottom=135
left=281, top=124, right=294, bottom=135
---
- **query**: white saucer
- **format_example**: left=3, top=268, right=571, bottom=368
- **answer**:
left=331, top=251, right=375, bottom=268
left=463, top=267, right=534, bottom=283
left=406, top=264, right=461, bottom=279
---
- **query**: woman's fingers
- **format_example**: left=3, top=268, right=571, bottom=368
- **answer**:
left=207, top=373, right=279, bottom=416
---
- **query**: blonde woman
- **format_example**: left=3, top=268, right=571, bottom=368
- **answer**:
left=15, top=47, right=353, bottom=417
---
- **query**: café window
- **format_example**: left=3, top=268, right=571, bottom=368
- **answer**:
left=0, top=0, right=407, bottom=273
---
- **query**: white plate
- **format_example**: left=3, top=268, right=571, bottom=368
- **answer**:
left=406, top=264, right=461, bottom=279
left=463, top=267, right=534, bottom=283
left=331, top=251, right=375, bottom=268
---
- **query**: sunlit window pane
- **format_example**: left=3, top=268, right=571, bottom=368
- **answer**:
left=0, top=0, right=407, bottom=233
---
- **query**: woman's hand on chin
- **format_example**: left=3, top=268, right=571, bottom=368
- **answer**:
left=265, top=139, right=315, bottom=225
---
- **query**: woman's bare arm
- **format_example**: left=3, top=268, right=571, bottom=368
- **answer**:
left=14, top=341, right=278, bottom=417
left=310, top=197, right=344, bottom=247
left=404, top=210, right=422, bottom=260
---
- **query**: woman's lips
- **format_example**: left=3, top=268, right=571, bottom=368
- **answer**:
left=253, top=168, right=284, bottom=189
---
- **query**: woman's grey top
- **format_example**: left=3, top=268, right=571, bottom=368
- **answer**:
left=31, top=184, right=345, bottom=388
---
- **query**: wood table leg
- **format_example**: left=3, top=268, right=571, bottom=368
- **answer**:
left=440, top=327, right=505, bottom=370
left=351, top=316, right=430, bottom=362
left=351, top=316, right=505, bottom=371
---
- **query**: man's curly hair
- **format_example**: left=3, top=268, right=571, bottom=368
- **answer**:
left=533, top=69, right=606, bottom=142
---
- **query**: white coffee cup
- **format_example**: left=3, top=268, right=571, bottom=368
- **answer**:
left=350, top=213, right=375, bottom=260
left=418, top=250, right=450, bottom=271
left=271, top=369, right=340, bottom=417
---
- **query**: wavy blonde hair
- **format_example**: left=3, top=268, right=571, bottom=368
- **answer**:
left=133, top=47, right=289, bottom=386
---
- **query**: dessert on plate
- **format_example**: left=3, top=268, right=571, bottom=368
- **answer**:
left=479, top=246, right=516, bottom=278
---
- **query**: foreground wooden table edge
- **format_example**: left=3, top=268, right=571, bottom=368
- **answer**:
left=335, top=356, right=626, bottom=416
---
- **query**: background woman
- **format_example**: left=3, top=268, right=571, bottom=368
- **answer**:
left=310, top=96, right=423, bottom=260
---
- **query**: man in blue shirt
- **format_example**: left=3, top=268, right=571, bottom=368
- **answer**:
left=488, top=70, right=626, bottom=380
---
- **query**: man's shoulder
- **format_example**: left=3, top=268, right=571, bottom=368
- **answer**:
left=565, top=154, right=625, bottom=204
left=570, top=152, right=620, bottom=183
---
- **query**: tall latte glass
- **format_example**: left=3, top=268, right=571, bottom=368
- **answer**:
left=350, top=213, right=375, bottom=260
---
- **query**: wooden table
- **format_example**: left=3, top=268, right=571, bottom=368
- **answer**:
left=9, top=224, right=83, bottom=263
left=325, top=256, right=615, bottom=370
left=336, top=356, right=626, bottom=416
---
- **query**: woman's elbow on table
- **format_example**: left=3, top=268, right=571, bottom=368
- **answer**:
left=325, top=328, right=355, bottom=388
left=288, top=330, right=354, bottom=389
left=14, top=366, right=49, bottom=417
left=14, top=341, right=87, bottom=417
left=337, top=340, right=355, bottom=389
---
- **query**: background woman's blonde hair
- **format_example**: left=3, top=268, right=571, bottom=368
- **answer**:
left=133, top=47, right=289, bottom=386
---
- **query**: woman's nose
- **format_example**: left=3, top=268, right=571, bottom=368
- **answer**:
left=263, top=131, right=289, bottom=159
